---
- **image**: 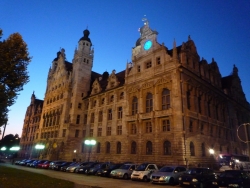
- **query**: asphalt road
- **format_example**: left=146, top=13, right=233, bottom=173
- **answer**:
left=0, top=161, right=181, bottom=188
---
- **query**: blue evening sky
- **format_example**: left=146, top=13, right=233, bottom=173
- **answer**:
left=1, top=0, right=250, bottom=137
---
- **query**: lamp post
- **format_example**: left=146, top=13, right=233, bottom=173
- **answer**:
left=84, top=139, right=96, bottom=162
left=73, top=150, right=77, bottom=162
left=209, top=149, right=215, bottom=169
left=35, top=144, right=45, bottom=159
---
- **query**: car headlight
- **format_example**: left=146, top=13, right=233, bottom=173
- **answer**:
left=192, top=178, right=198, bottom=182
left=179, top=177, right=182, bottom=181
left=212, top=182, right=218, bottom=185
left=228, top=184, right=240, bottom=187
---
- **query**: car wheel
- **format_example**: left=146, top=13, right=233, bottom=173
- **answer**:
left=143, top=176, right=148, bottom=182
left=123, top=174, right=128, bottom=180
left=169, top=177, right=175, bottom=185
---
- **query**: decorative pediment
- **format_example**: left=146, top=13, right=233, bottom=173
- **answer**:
left=90, top=79, right=102, bottom=95
left=141, top=81, right=154, bottom=89
left=106, top=70, right=120, bottom=90
left=155, top=76, right=171, bottom=85
left=127, top=86, right=140, bottom=93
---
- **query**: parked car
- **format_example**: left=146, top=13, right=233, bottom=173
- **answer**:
left=110, top=163, right=137, bottom=179
left=97, top=163, right=122, bottom=177
left=131, top=163, right=158, bottom=182
left=15, top=159, right=28, bottom=165
left=86, top=162, right=111, bottom=175
left=179, top=167, right=216, bottom=187
left=54, top=161, right=74, bottom=171
left=39, top=160, right=52, bottom=169
left=75, top=162, right=99, bottom=174
left=60, top=162, right=79, bottom=172
left=211, top=170, right=250, bottom=188
left=49, top=161, right=66, bottom=170
left=30, top=160, right=47, bottom=168
left=66, top=162, right=89, bottom=173
left=19, top=159, right=35, bottom=166
left=150, top=165, right=186, bottom=185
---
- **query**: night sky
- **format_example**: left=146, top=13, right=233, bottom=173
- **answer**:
left=1, top=0, right=250, bottom=137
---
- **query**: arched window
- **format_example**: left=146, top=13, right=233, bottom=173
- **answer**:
left=131, top=141, right=136, bottom=154
left=117, top=142, right=121, bottom=154
left=132, top=97, right=138, bottom=115
left=190, top=142, right=195, bottom=156
left=201, top=143, right=206, bottom=156
left=120, top=92, right=124, bottom=99
left=106, top=142, right=110, bottom=153
left=146, top=93, right=153, bottom=113
left=162, top=88, right=170, bottom=110
left=96, top=142, right=101, bottom=153
left=146, top=141, right=152, bottom=155
left=163, top=140, right=171, bottom=155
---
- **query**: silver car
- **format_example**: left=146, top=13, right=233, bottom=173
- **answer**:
left=150, top=166, right=186, bottom=185
left=110, top=164, right=137, bottom=180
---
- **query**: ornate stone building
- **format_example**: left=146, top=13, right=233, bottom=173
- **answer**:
left=19, top=20, right=250, bottom=167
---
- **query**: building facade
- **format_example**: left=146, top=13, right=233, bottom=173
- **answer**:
left=19, top=20, right=250, bottom=167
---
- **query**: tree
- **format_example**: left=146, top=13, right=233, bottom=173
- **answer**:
left=0, top=29, right=31, bottom=127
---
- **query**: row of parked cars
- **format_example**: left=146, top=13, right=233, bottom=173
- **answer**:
left=14, top=159, right=250, bottom=187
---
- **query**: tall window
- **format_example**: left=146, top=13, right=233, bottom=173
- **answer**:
left=146, top=93, right=153, bottom=112
left=83, top=114, right=87, bottom=124
left=131, top=123, right=137, bottom=134
left=162, top=89, right=170, bottom=110
left=132, top=97, right=138, bottom=115
left=163, top=140, right=171, bottom=155
left=97, top=128, right=102, bottom=137
left=118, top=107, right=123, bottom=119
left=98, top=111, right=103, bottom=122
left=189, top=121, right=193, bottom=132
left=198, top=96, right=202, bottom=113
left=62, top=129, right=66, bottom=137
left=201, top=143, right=206, bottom=156
left=137, top=65, right=141, bottom=72
left=117, top=142, right=121, bottom=154
left=120, top=92, right=124, bottom=99
left=162, top=119, right=170, bottom=132
left=207, top=101, right=211, bottom=117
left=106, top=142, right=110, bottom=153
left=90, top=113, right=95, bottom=123
left=156, top=57, right=161, bottom=65
left=187, top=91, right=191, bottom=110
left=75, top=129, right=79, bottom=138
left=117, top=125, right=122, bottom=135
left=78, top=103, right=82, bottom=109
left=146, top=141, right=152, bottom=155
left=131, top=141, right=137, bottom=154
left=107, top=126, right=111, bottom=136
left=108, top=109, right=112, bottom=120
left=145, top=122, right=152, bottom=133
left=190, top=142, right=195, bottom=156
left=96, top=142, right=101, bottom=153
left=89, top=129, right=93, bottom=137
left=110, top=95, right=114, bottom=102
left=76, top=115, right=80, bottom=124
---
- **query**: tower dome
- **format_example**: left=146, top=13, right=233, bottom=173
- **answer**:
left=79, top=29, right=92, bottom=44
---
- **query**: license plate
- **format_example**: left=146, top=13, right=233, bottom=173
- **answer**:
left=183, top=182, right=190, bottom=185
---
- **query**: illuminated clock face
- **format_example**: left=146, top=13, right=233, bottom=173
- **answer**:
left=144, top=40, right=152, bottom=50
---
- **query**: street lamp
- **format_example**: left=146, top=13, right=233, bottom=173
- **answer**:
left=73, top=150, right=77, bottom=162
left=35, top=144, right=45, bottom=159
left=84, top=139, right=96, bottom=162
left=209, top=149, right=215, bottom=155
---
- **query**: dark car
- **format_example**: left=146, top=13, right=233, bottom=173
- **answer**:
left=60, top=162, right=79, bottom=172
left=54, top=161, right=74, bottom=171
left=19, top=159, right=35, bottom=166
left=49, top=161, right=66, bottom=170
left=97, top=163, right=122, bottom=177
left=76, top=162, right=100, bottom=174
left=87, top=162, right=112, bottom=175
left=30, top=160, right=47, bottom=168
left=211, top=170, right=250, bottom=188
left=179, top=167, right=216, bottom=187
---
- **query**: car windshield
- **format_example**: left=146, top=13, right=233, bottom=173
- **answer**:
left=159, top=167, right=174, bottom=172
left=135, top=164, right=148, bottom=171
left=185, top=168, right=202, bottom=174
left=119, top=164, right=130, bottom=170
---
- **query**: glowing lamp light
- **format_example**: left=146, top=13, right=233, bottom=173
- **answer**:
left=209, top=149, right=215, bottom=155
left=1, top=147, right=6, bottom=151
left=235, top=159, right=240, bottom=163
left=84, top=140, right=96, bottom=146
left=10, top=146, right=20, bottom=151
left=35, top=144, right=45, bottom=149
